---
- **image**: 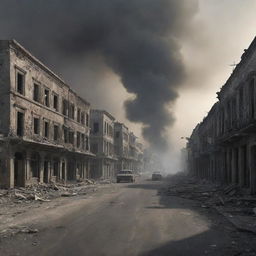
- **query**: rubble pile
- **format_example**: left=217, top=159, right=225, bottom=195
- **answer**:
left=0, top=179, right=97, bottom=205
left=164, top=173, right=256, bottom=234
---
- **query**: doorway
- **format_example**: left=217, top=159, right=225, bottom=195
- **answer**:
left=14, top=152, right=25, bottom=187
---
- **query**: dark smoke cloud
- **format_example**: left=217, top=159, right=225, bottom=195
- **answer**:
left=0, top=0, right=198, bottom=151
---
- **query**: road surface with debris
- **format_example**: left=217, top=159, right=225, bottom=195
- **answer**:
left=0, top=176, right=256, bottom=256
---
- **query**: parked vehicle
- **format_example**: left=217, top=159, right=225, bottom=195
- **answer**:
left=152, top=172, right=162, bottom=181
left=117, top=170, right=135, bottom=183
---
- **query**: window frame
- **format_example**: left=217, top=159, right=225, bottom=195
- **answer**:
left=53, top=92, right=59, bottom=112
left=16, top=109, right=25, bottom=137
left=33, top=83, right=41, bottom=103
left=44, top=87, right=50, bottom=107
left=43, top=119, right=50, bottom=138
left=15, top=67, right=26, bottom=96
left=33, top=116, right=40, bottom=135
left=53, top=124, right=60, bottom=141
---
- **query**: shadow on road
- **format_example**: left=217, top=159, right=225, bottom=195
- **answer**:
left=125, top=177, right=249, bottom=256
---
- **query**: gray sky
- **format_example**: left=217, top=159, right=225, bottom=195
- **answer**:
left=172, top=0, right=256, bottom=150
left=0, top=0, right=255, bottom=169
left=77, top=0, right=256, bottom=156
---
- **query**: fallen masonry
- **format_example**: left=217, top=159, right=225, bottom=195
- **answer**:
left=0, top=179, right=97, bottom=204
left=163, top=173, right=256, bottom=235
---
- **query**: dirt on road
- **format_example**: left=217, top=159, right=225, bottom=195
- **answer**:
left=0, top=175, right=256, bottom=256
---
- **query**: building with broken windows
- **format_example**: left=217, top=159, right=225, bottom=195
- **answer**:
left=90, top=109, right=117, bottom=179
left=187, top=36, right=256, bottom=194
left=114, top=123, right=144, bottom=173
left=114, top=122, right=131, bottom=171
left=128, top=132, right=144, bottom=172
left=0, top=40, right=94, bottom=188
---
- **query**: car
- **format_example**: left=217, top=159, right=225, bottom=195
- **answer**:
left=152, top=172, right=162, bottom=181
left=117, top=170, right=135, bottom=183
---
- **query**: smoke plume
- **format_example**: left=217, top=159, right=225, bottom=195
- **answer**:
left=0, top=0, right=198, bottom=151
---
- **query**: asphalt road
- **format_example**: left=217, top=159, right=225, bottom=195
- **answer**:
left=0, top=178, right=250, bottom=256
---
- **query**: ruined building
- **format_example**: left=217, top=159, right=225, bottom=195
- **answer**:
left=90, top=110, right=117, bottom=179
left=188, top=36, right=256, bottom=194
left=128, top=132, right=144, bottom=172
left=0, top=40, right=94, bottom=188
left=114, top=122, right=130, bottom=171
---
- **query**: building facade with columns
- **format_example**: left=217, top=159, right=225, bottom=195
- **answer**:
left=114, top=122, right=131, bottom=172
left=0, top=40, right=94, bottom=188
left=128, top=132, right=144, bottom=173
left=187, top=36, right=256, bottom=194
left=90, top=109, right=117, bottom=179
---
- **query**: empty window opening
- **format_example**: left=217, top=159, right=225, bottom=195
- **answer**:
left=17, top=111, right=24, bottom=136
left=54, top=125, right=59, bottom=141
left=33, top=117, right=40, bottom=135
left=44, top=89, right=50, bottom=107
left=104, top=122, right=107, bottom=134
left=86, top=136, right=89, bottom=151
left=17, top=72, right=25, bottom=95
left=86, top=113, right=89, bottom=127
left=69, top=131, right=74, bottom=144
left=53, top=94, right=58, bottom=111
left=81, top=112, right=85, bottom=125
left=63, top=127, right=68, bottom=143
left=77, top=132, right=81, bottom=148
left=62, top=100, right=68, bottom=116
left=77, top=109, right=81, bottom=123
left=69, top=104, right=75, bottom=119
left=81, top=134, right=85, bottom=150
left=33, top=83, right=40, bottom=102
left=44, top=121, right=49, bottom=138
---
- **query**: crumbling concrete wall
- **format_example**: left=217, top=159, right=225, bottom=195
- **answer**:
left=188, top=37, right=256, bottom=194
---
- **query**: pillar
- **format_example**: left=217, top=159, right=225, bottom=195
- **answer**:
left=39, top=152, right=46, bottom=183
left=25, top=150, right=31, bottom=182
left=7, top=153, right=15, bottom=188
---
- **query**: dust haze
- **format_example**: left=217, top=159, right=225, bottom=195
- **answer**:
left=0, top=0, right=198, bottom=155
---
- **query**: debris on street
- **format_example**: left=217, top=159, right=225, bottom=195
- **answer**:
left=163, top=173, right=256, bottom=235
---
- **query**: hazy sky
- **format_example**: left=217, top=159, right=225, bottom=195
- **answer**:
left=0, top=0, right=255, bottom=166
left=173, top=0, right=256, bottom=150
left=74, top=0, right=256, bottom=153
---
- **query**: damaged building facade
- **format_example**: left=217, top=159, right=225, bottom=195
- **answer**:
left=90, top=110, right=117, bottom=179
left=89, top=116, right=144, bottom=180
left=114, top=123, right=144, bottom=173
left=0, top=40, right=145, bottom=188
left=188, top=36, right=256, bottom=194
left=0, top=40, right=94, bottom=188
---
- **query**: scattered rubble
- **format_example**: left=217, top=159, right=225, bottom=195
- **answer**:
left=0, top=179, right=97, bottom=205
left=164, top=173, right=256, bottom=235
left=0, top=179, right=100, bottom=236
left=0, top=225, right=39, bottom=238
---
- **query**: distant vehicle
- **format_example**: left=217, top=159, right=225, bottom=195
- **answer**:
left=117, top=170, right=135, bottom=183
left=152, top=172, right=162, bottom=181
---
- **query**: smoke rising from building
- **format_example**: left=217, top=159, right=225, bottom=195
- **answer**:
left=0, top=0, right=198, bottom=151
